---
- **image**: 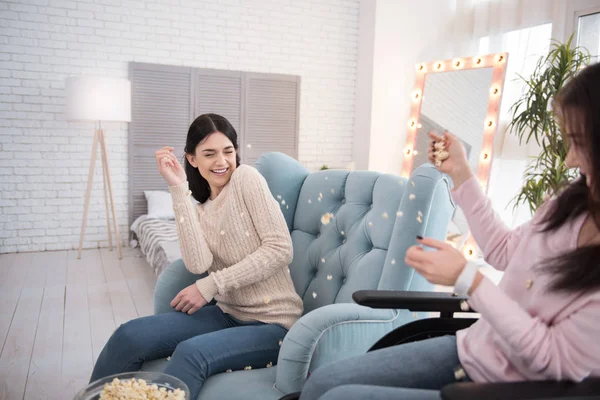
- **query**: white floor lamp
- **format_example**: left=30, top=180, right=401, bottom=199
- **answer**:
left=66, top=77, right=131, bottom=260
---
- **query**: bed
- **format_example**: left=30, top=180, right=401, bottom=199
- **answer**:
left=129, top=188, right=186, bottom=276
left=130, top=213, right=182, bottom=276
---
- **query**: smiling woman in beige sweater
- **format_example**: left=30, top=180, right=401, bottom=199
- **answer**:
left=90, top=113, right=303, bottom=398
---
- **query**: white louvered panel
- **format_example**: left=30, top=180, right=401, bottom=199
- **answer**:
left=244, top=73, right=300, bottom=165
left=194, top=70, right=242, bottom=137
left=129, top=63, right=192, bottom=226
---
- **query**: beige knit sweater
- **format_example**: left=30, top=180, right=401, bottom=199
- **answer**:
left=169, top=165, right=303, bottom=330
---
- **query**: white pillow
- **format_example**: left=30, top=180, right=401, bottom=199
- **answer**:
left=144, top=190, right=175, bottom=220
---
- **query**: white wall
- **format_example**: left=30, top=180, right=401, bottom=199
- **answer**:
left=367, top=0, right=457, bottom=174
left=0, top=0, right=360, bottom=254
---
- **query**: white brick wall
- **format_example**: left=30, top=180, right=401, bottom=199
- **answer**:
left=0, top=0, right=360, bottom=254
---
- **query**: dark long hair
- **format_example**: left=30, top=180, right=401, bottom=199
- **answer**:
left=541, top=62, right=600, bottom=294
left=184, top=113, right=241, bottom=204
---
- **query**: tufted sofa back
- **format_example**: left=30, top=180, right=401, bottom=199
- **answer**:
left=254, top=152, right=455, bottom=316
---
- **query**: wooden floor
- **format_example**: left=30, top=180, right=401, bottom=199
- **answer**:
left=0, top=247, right=157, bottom=400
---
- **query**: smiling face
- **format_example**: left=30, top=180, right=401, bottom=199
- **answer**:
left=186, top=131, right=237, bottom=199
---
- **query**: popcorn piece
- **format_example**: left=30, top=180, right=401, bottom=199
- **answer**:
left=263, top=296, right=271, bottom=304
left=391, top=259, right=396, bottom=265
left=435, top=150, right=449, bottom=161
left=282, top=200, right=286, bottom=205
left=368, top=221, right=373, bottom=227
left=397, top=211, right=403, bottom=217
left=244, top=366, right=252, bottom=370
left=382, top=212, right=389, bottom=219
left=327, top=274, right=333, bottom=280
left=321, top=213, right=334, bottom=225
left=417, top=215, right=423, bottom=223
left=279, top=339, right=283, bottom=346
left=277, top=195, right=282, bottom=199
left=409, top=194, right=416, bottom=200
left=226, top=369, right=233, bottom=373
left=312, top=291, right=317, bottom=298
left=321, top=258, right=326, bottom=263
left=266, top=362, right=273, bottom=368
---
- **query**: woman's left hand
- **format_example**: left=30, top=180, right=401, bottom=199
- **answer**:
left=405, top=237, right=467, bottom=286
left=171, top=283, right=208, bottom=314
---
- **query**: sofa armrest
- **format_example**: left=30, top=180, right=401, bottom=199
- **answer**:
left=353, top=290, right=472, bottom=314
left=441, top=379, right=600, bottom=400
left=275, top=303, right=401, bottom=394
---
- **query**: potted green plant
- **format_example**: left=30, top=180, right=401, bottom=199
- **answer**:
left=508, top=34, right=591, bottom=214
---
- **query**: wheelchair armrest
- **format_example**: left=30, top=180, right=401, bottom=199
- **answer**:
left=353, top=290, right=474, bottom=314
left=441, top=378, right=600, bottom=400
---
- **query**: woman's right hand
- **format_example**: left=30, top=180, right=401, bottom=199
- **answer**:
left=427, top=131, right=473, bottom=190
left=155, top=146, right=187, bottom=187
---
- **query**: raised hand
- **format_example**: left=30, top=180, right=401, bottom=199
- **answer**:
left=155, top=146, right=187, bottom=187
left=427, top=131, right=473, bottom=190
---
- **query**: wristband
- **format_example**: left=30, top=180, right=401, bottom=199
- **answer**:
left=453, top=260, right=478, bottom=296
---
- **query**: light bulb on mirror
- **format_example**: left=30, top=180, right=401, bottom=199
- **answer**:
left=412, top=90, right=421, bottom=102
left=472, top=56, right=483, bottom=67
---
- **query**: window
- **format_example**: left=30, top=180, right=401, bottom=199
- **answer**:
left=577, top=11, right=600, bottom=62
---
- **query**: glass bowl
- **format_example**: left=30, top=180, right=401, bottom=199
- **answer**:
left=74, top=371, right=191, bottom=400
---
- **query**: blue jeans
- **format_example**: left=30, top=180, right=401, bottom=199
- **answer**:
left=299, top=335, right=464, bottom=400
left=90, top=305, right=288, bottom=399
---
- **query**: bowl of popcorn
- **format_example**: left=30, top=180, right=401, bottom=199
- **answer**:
left=74, top=371, right=190, bottom=400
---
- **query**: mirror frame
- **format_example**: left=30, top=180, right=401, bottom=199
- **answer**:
left=400, top=53, right=509, bottom=259
left=400, top=52, right=509, bottom=193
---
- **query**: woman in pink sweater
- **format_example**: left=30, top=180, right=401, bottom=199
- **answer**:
left=299, top=63, right=600, bottom=400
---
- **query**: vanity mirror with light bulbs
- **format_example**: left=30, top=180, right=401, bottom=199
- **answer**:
left=401, top=53, right=509, bottom=258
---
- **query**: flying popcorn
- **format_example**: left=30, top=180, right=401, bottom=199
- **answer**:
left=321, top=213, right=334, bottom=225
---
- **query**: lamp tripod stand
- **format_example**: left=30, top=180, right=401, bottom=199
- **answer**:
left=77, top=124, right=122, bottom=259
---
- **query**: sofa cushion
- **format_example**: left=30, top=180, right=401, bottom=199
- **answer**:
left=289, top=170, right=408, bottom=314
left=255, top=152, right=309, bottom=232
